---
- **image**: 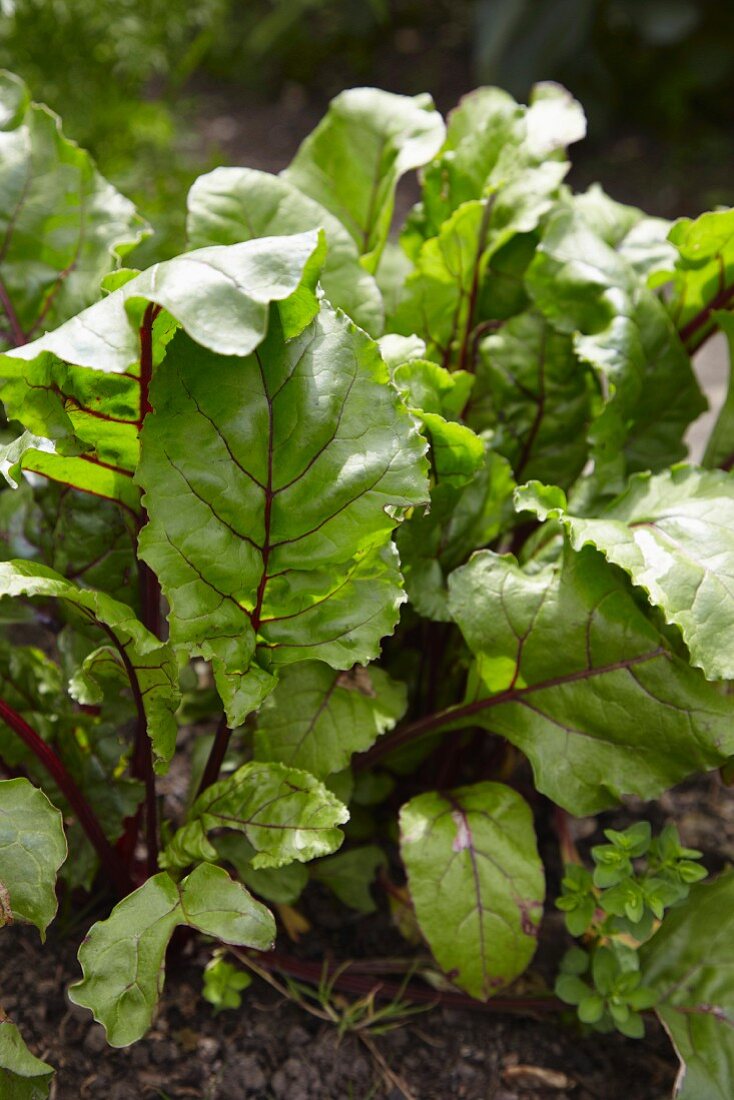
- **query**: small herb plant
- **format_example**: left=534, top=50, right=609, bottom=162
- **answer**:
left=0, top=67, right=734, bottom=1098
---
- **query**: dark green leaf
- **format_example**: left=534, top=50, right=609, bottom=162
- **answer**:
left=0, top=778, right=66, bottom=936
left=0, top=1019, right=53, bottom=1099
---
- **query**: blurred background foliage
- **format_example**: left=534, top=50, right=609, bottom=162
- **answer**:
left=0, top=0, right=730, bottom=263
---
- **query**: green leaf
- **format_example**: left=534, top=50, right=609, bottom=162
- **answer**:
left=399, top=781, right=544, bottom=1000
left=0, top=560, right=180, bottom=773
left=641, top=872, right=734, bottom=1098
left=254, top=662, right=407, bottom=778
left=310, top=845, right=387, bottom=913
left=137, top=302, right=428, bottom=723
left=187, top=166, right=384, bottom=335
left=470, top=310, right=594, bottom=488
left=69, top=863, right=275, bottom=1046
left=397, top=446, right=515, bottom=621
left=282, top=88, right=445, bottom=273
left=202, top=954, right=252, bottom=1012
left=663, top=208, right=734, bottom=349
left=167, top=761, right=348, bottom=871
left=526, top=207, right=705, bottom=483
left=0, top=480, right=136, bottom=605
left=213, top=833, right=308, bottom=906
left=573, top=184, right=676, bottom=279
left=411, top=83, right=582, bottom=247
left=0, top=778, right=66, bottom=937
left=0, top=1019, right=53, bottom=1099
left=519, top=466, right=734, bottom=681
left=0, top=230, right=323, bottom=507
left=446, top=544, right=734, bottom=814
left=0, top=70, right=147, bottom=351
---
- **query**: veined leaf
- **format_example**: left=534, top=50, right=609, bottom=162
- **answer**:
left=0, top=1020, right=53, bottom=1099
left=0, top=778, right=66, bottom=936
left=69, top=863, right=274, bottom=1046
left=137, top=303, right=429, bottom=723
left=470, top=310, right=594, bottom=488
left=282, top=87, right=445, bottom=273
left=399, top=782, right=544, bottom=999
left=641, top=872, right=734, bottom=1099
left=0, top=69, right=147, bottom=352
left=0, top=230, right=323, bottom=508
left=526, top=207, right=705, bottom=483
left=166, top=761, right=348, bottom=871
left=255, top=662, right=407, bottom=778
left=0, top=560, right=179, bottom=773
left=662, top=207, right=734, bottom=350
left=187, top=166, right=384, bottom=335
left=518, top=466, right=734, bottom=681
left=446, top=544, right=734, bottom=814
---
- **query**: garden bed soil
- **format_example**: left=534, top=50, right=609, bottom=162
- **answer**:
left=10, top=771, right=734, bottom=1098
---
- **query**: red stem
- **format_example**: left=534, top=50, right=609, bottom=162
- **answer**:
left=357, top=648, right=664, bottom=770
left=197, top=715, right=231, bottom=797
left=240, top=949, right=561, bottom=1016
left=0, top=699, right=132, bottom=895
left=678, top=282, right=734, bottom=353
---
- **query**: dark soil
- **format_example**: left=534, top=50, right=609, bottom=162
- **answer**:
left=11, top=772, right=734, bottom=1098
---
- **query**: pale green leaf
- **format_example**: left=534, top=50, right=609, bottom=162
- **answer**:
left=69, top=863, right=274, bottom=1046
left=187, top=166, right=384, bottom=335
left=167, top=761, right=348, bottom=870
left=0, top=778, right=66, bottom=936
left=399, top=781, right=544, bottom=999
left=282, top=88, right=445, bottom=272
left=518, top=466, right=734, bottom=681
left=702, top=312, right=734, bottom=469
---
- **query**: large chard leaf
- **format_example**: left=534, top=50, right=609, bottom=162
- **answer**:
left=399, top=781, right=544, bottom=999
left=518, top=467, right=734, bottom=681
left=526, top=208, right=705, bottom=483
left=187, top=167, right=384, bottom=335
left=0, top=560, right=179, bottom=773
left=661, top=207, right=734, bottom=350
left=0, top=70, right=146, bottom=351
left=0, top=778, right=66, bottom=936
left=470, top=310, right=593, bottom=488
left=0, top=230, right=323, bottom=508
left=446, top=544, right=734, bottom=815
left=641, top=872, right=734, bottom=1099
left=164, top=761, right=348, bottom=871
left=69, top=863, right=274, bottom=1046
left=254, top=662, right=407, bottom=778
left=572, top=184, right=675, bottom=279
left=0, top=1021, right=53, bottom=1100
left=282, top=88, right=445, bottom=273
left=137, top=303, right=429, bottom=723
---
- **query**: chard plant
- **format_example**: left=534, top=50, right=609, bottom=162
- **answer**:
left=0, top=66, right=733, bottom=1098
